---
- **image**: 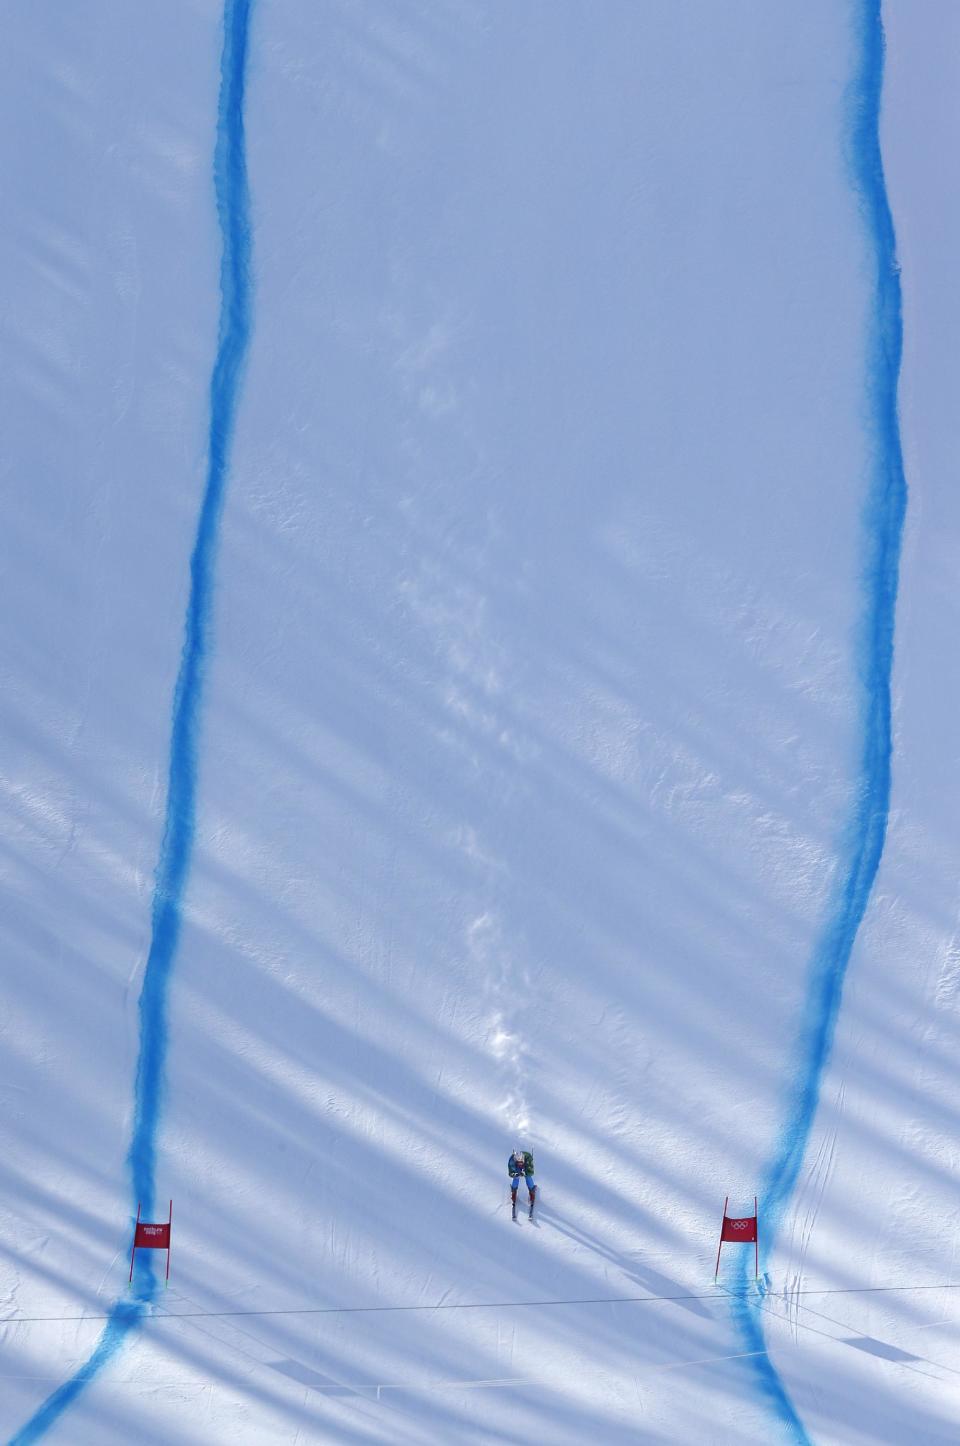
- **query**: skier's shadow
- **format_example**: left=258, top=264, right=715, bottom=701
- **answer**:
left=546, top=1208, right=713, bottom=1319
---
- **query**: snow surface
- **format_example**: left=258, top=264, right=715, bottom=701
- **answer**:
left=1, top=2, right=959, bottom=1442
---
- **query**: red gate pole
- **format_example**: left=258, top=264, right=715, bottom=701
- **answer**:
left=166, top=1200, right=173, bottom=1285
left=714, top=1196, right=728, bottom=1279
left=754, top=1196, right=759, bottom=1281
left=129, top=1202, right=141, bottom=1284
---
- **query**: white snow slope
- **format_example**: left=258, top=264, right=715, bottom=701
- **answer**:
left=2, top=2, right=960, bottom=1443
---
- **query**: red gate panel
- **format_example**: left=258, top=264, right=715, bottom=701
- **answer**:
left=135, top=1221, right=171, bottom=1248
left=721, top=1215, right=757, bottom=1243
left=714, top=1196, right=758, bottom=1279
left=129, top=1200, right=173, bottom=1284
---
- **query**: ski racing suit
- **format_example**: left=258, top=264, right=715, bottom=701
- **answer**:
left=508, top=1151, right=536, bottom=1197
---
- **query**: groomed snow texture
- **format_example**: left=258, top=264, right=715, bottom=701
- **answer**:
left=2, top=3, right=960, bottom=1443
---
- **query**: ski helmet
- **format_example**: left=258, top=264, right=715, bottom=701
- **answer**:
left=513, top=1147, right=525, bottom=1161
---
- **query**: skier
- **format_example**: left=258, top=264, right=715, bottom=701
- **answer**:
left=508, top=1147, right=537, bottom=1219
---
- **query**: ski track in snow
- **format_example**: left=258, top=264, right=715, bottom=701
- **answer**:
left=729, top=3, right=908, bottom=1440
left=8, top=2, right=255, bottom=1440
left=478, top=910, right=532, bottom=1145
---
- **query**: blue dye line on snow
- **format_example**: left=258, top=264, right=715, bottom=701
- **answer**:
left=728, top=3, right=907, bottom=1441
left=9, top=3, right=254, bottom=1440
